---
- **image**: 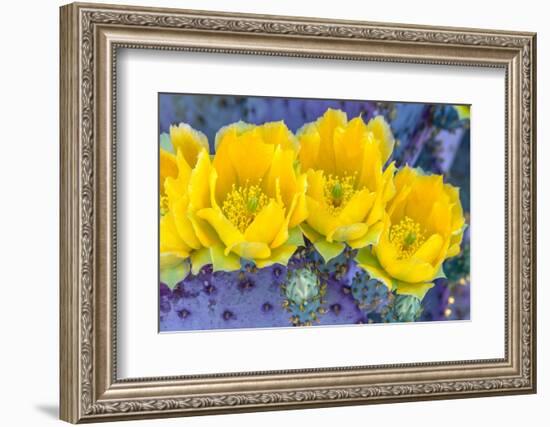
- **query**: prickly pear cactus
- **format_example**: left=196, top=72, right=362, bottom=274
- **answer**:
left=384, top=294, right=423, bottom=323
left=158, top=98, right=471, bottom=332
left=282, top=267, right=327, bottom=326
left=351, top=272, right=394, bottom=320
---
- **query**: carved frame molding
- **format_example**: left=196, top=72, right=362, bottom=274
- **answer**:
left=60, top=2, right=536, bottom=423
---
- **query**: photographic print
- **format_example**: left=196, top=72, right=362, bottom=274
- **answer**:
left=60, top=5, right=536, bottom=420
left=158, top=93, right=470, bottom=332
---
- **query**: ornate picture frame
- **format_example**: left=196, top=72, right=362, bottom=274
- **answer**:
left=60, top=2, right=536, bottom=423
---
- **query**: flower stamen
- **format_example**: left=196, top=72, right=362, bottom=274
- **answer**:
left=222, top=182, right=269, bottom=233
left=323, top=173, right=357, bottom=215
left=390, top=216, right=426, bottom=259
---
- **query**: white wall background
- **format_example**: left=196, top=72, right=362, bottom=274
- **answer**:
left=0, top=0, right=545, bottom=425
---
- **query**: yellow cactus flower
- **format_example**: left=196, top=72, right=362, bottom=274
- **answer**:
left=169, top=122, right=210, bottom=165
left=296, top=108, right=396, bottom=262
left=159, top=124, right=229, bottom=287
left=215, top=120, right=299, bottom=152
left=454, top=105, right=471, bottom=120
left=159, top=150, right=177, bottom=197
left=356, top=166, right=466, bottom=300
left=197, top=121, right=308, bottom=268
left=159, top=123, right=209, bottom=196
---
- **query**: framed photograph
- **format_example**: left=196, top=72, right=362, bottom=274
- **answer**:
left=60, top=2, right=537, bottom=423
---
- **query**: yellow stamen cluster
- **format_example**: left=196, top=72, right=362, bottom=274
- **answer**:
left=389, top=216, right=426, bottom=259
left=222, top=183, right=269, bottom=233
left=323, top=173, right=357, bottom=215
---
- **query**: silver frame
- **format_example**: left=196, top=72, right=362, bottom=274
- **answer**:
left=60, top=2, right=537, bottom=423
